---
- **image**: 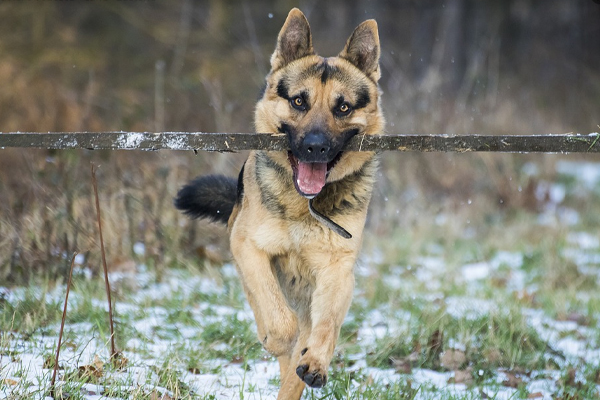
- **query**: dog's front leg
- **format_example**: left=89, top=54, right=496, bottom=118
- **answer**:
left=277, top=318, right=312, bottom=400
left=295, top=257, right=355, bottom=388
left=230, top=234, right=298, bottom=357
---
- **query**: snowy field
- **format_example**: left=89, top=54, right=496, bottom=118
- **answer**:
left=2, top=159, right=600, bottom=399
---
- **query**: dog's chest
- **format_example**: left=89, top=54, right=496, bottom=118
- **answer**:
left=271, top=253, right=314, bottom=315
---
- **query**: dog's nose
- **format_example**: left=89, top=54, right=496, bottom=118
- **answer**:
left=299, top=131, right=331, bottom=162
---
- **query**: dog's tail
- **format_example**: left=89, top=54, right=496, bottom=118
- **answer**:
left=174, top=175, right=238, bottom=225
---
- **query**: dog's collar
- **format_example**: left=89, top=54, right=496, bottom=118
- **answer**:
left=308, top=198, right=352, bottom=239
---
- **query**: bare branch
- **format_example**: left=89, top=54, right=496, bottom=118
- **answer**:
left=50, top=252, right=77, bottom=399
left=91, top=165, right=118, bottom=361
left=0, top=132, right=599, bottom=153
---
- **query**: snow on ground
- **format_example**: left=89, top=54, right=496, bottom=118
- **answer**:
left=4, top=252, right=597, bottom=399
left=2, top=160, right=600, bottom=399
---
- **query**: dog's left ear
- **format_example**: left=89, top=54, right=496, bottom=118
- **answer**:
left=339, top=20, right=381, bottom=81
left=270, top=8, right=314, bottom=71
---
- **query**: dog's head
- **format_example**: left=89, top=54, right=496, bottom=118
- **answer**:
left=255, top=8, right=384, bottom=199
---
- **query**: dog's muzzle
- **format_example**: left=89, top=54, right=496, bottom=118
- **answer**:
left=289, top=131, right=343, bottom=198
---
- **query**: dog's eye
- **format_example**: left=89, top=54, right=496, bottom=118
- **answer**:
left=336, top=103, right=352, bottom=116
left=290, top=96, right=306, bottom=111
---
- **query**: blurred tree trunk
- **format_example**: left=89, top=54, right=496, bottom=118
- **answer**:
left=439, top=0, right=466, bottom=91
left=411, top=3, right=436, bottom=82
left=414, top=0, right=467, bottom=92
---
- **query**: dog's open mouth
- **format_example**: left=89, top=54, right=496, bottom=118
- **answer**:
left=288, top=151, right=342, bottom=198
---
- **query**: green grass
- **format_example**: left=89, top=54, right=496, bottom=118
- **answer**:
left=362, top=301, right=550, bottom=372
left=199, top=313, right=264, bottom=362
left=0, top=284, right=63, bottom=336
left=308, top=368, right=422, bottom=400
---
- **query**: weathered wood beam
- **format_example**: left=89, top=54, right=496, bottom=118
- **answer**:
left=0, top=132, right=599, bottom=153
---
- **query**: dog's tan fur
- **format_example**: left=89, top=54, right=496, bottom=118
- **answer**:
left=228, top=9, right=384, bottom=399
left=177, top=8, right=384, bottom=399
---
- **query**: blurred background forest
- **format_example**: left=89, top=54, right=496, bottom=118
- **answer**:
left=0, top=0, right=599, bottom=283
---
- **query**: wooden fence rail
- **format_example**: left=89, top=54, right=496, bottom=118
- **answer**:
left=0, top=132, right=599, bottom=153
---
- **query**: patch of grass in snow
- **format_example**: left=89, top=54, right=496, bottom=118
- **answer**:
left=152, top=358, right=194, bottom=398
left=184, top=346, right=222, bottom=375
left=365, top=304, right=548, bottom=373
left=48, top=383, right=88, bottom=400
left=0, top=283, right=62, bottom=336
left=516, top=233, right=600, bottom=325
left=199, top=313, right=263, bottom=363
left=308, top=368, right=421, bottom=400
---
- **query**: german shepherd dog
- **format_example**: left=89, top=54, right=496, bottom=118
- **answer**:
left=176, top=8, right=384, bottom=399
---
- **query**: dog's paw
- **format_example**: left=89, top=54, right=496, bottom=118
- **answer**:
left=295, top=348, right=328, bottom=388
left=261, top=313, right=298, bottom=356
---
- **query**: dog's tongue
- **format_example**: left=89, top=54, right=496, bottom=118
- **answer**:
left=297, top=161, right=327, bottom=196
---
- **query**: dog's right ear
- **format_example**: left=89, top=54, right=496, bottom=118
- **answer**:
left=270, top=8, right=314, bottom=71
